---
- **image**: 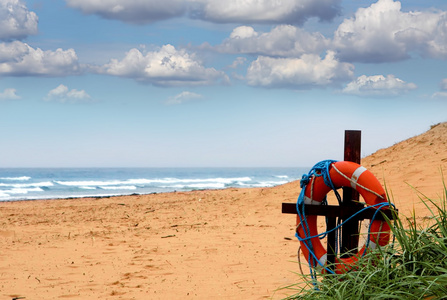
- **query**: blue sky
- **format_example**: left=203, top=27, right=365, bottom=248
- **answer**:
left=1, top=0, right=447, bottom=168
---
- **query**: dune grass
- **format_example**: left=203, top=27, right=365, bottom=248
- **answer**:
left=284, top=181, right=447, bottom=299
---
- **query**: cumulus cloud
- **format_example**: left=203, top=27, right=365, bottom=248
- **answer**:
left=65, top=0, right=186, bottom=24
left=66, top=0, right=341, bottom=25
left=0, top=88, right=20, bottom=100
left=333, top=0, right=447, bottom=63
left=342, top=74, right=417, bottom=96
left=45, top=84, right=92, bottom=103
left=246, top=51, right=354, bottom=89
left=189, top=0, right=341, bottom=24
left=213, top=25, right=329, bottom=57
left=164, top=91, right=203, bottom=105
left=0, top=41, right=82, bottom=76
left=0, top=0, right=38, bottom=41
left=97, top=44, right=228, bottom=87
left=228, top=57, right=247, bottom=69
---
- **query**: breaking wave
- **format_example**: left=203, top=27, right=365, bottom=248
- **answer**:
left=0, top=168, right=302, bottom=201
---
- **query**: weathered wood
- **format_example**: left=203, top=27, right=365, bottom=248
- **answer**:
left=327, top=217, right=337, bottom=268
left=341, top=130, right=362, bottom=257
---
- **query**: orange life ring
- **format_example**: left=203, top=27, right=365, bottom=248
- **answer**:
left=296, top=161, right=391, bottom=273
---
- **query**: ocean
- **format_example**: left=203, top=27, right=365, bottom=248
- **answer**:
left=0, top=167, right=307, bottom=202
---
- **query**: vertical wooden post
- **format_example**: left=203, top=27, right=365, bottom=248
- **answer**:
left=327, top=217, right=337, bottom=268
left=341, top=130, right=362, bottom=257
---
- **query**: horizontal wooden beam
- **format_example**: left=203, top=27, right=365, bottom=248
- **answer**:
left=281, top=203, right=397, bottom=220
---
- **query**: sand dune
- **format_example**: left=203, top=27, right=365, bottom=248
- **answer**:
left=0, top=122, right=446, bottom=299
left=362, top=122, right=447, bottom=216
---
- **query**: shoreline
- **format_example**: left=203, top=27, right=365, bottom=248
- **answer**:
left=0, top=185, right=277, bottom=203
left=0, top=167, right=303, bottom=203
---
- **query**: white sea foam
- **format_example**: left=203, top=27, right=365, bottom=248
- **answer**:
left=237, top=180, right=288, bottom=187
left=55, top=177, right=252, bottom=187
left=0, top=176, right=31, bottom=181
left=191, top=183, right=226, bottom=189
left=1, top=192, right=125, bottom=201
left=168, top=183, right=226, bottom=189
left=274, top=175, right=289, bottom=179
left=262, top=180, right=288, bottom=186
left=127, top=177, right=251, bottom=185
left=55, top=180, right=124, bottom=186
left=0, top=181, right=53, bottom=188
left=100, top=186, right=137, bottom=190
left=6, top=187, right=44, bottom=194
left=55, top=179, right=179, bottom=186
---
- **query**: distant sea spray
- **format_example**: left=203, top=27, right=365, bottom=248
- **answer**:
left=0, top=168, right=306, bottom=202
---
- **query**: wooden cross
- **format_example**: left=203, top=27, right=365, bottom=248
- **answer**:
left=282, top=130, right=395, bottom=266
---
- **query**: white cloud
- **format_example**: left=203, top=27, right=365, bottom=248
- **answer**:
left=228, top=57, right=246, bottom=69
left=165, top=91, right=203, bottom=105
left=246, top=51, right=353, bottom=89
left=342, top=74, right=417, bottom=96
left=0, top=0, right=38, bottom=40
left=189, top=0, right=341, bottom=24
left=0, top=88, right=20, bottom=100
left=66, top=0, right=341, bottom=25
left=214, top=25, right=329, bottom=57
left=45, top=84, right=92, bottom=103
left=333, top=0, right=447, bottom=62
left=230, top=26, right=257, bottom=39
left=0, top=41, right=82, bottom=76
left=98, top=44, right=228, bottom=87
left=66, top=0, right=186, bottom=24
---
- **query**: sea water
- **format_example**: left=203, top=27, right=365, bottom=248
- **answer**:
left=0, top=167, right=308, bottom=202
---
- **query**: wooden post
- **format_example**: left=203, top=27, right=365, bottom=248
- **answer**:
left=282, top=129, right=398, bottom=269
left=341, top=130, right=362, bottom=257
left=327, top=217, right=337, bottom=267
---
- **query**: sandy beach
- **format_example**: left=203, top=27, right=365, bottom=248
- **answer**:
left=1, top=122, right=446, bottom=299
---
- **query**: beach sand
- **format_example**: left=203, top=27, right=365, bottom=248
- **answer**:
left=1, top=122, right=446, bottom=299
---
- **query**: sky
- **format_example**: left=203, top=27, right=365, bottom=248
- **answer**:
left=1, top=0, right=447, bottom=168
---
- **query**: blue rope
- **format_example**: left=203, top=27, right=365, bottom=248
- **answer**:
left=295, top=160, right=394, bottom=282
left=297, top=202, right=392, bottom=242
left=296, top=160, right=340, bottom=238
left=296, top=160, right=338, bottom=279
left=363, top=202, right=395, bottom=254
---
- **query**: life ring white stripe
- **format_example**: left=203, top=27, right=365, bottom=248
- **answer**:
left=315, top=253, right=328, bottom=271
left=332, top=164, right=384, bottom=199
left=319, top=253, right=327, bottom=265
left=350, top=166, right=367, bottom=189
left=303, top=196, right=322, bottom=205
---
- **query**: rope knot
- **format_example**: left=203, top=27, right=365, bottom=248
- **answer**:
left=300, top=174, right=310, bottom=188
